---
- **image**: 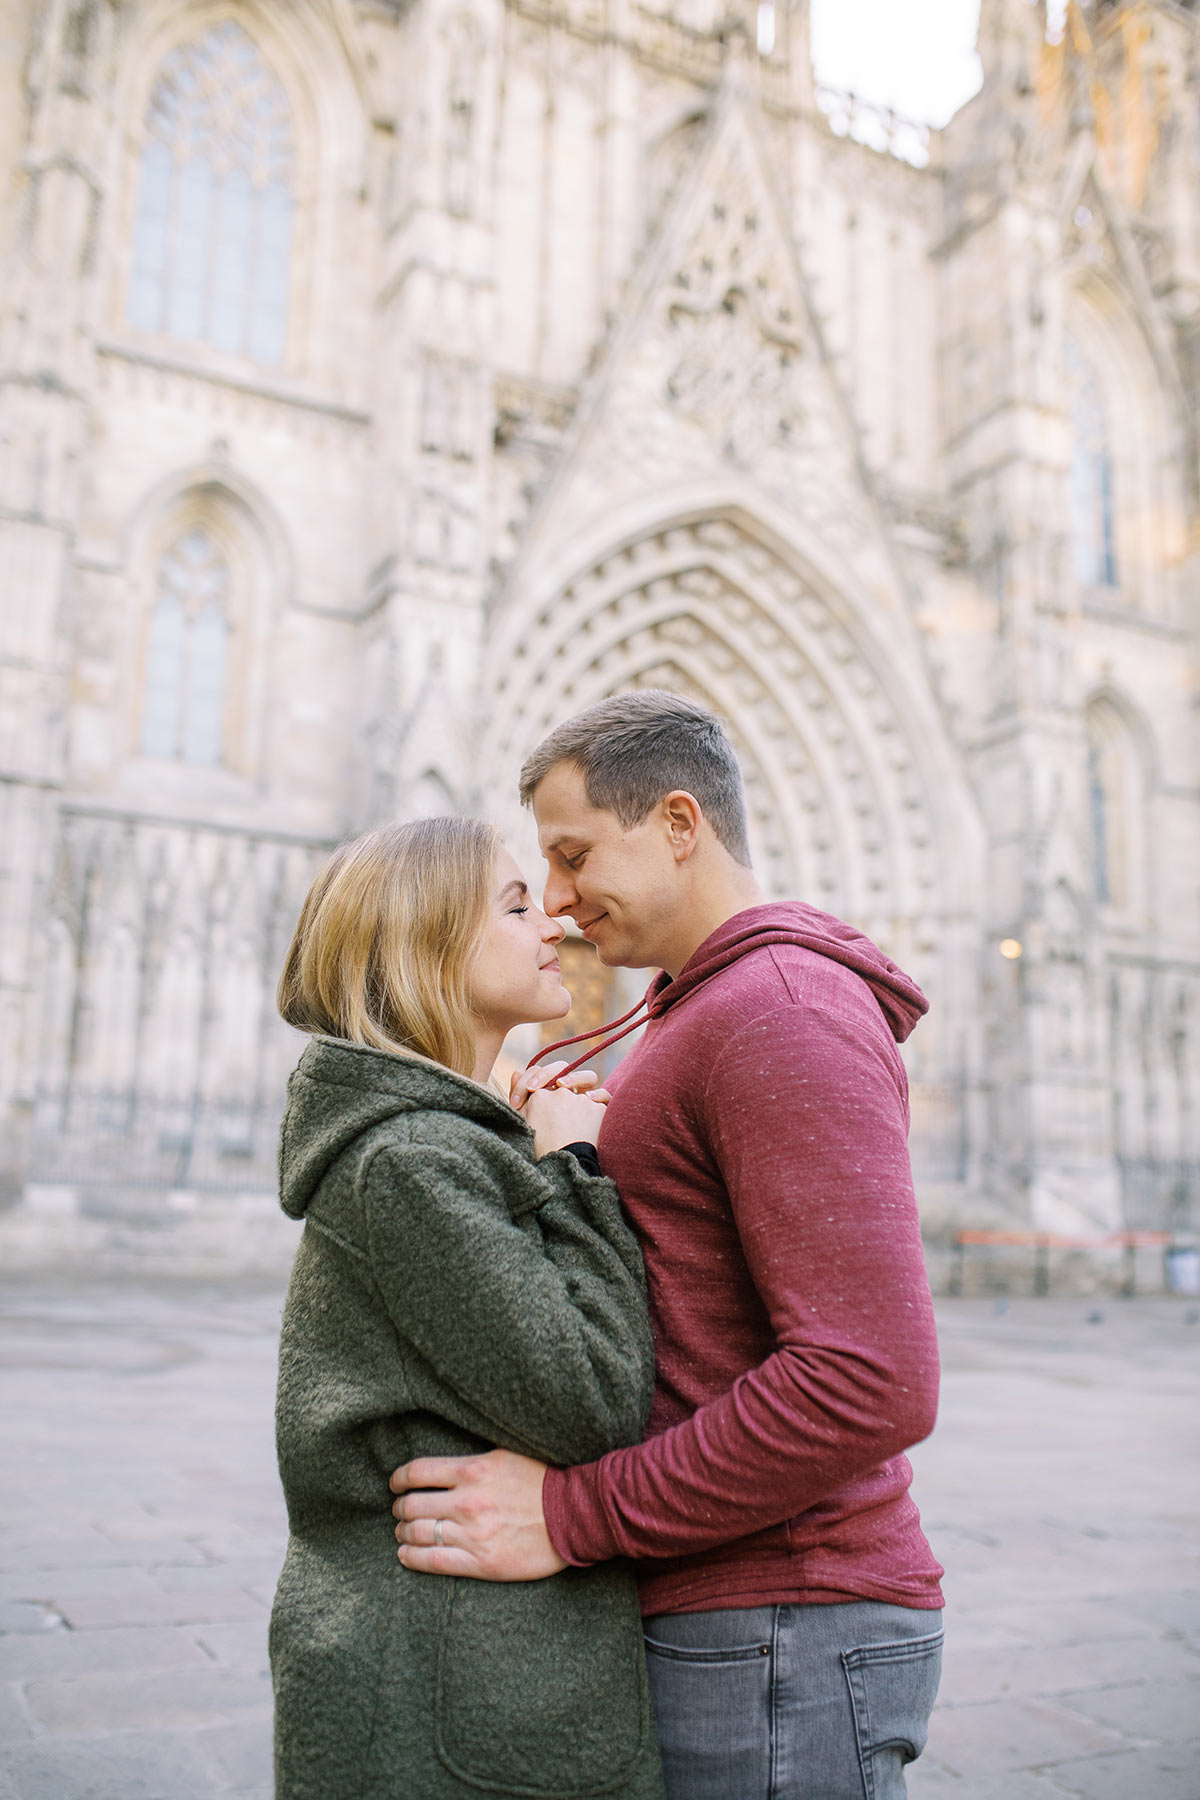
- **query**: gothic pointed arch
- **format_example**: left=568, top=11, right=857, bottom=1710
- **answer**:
left=1085, top=691, right=1150, bottom=920
left=485, top=505, right=987, bottom=1201
left=110, top=1, right=371, bottom=382
left=127, top=20, right=296, bottom=364
left=486, top=509, right=979, bottom=931
left=1065, top=333, right=1117, bottom=589
left=1061, top=251, right=1188, bottom=620
left=123, top=467, right=288, bottom=783
left=408, top=769, right=459, bottom=819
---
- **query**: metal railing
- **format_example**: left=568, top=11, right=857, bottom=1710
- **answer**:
left=815, top=86, right=932, bottom=170
left=27, top=1088, right=282, bottom=1193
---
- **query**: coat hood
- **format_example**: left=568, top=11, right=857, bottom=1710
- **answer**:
left=647, top=902, right=928, bottom=1044
left=278, top=1035, right=529, bottom=1219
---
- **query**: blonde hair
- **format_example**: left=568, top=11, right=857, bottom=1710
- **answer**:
left=278, top=816, right=500, bottom=1079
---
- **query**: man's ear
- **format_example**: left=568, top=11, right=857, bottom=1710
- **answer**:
left=661, top=791, right=703, bottom=862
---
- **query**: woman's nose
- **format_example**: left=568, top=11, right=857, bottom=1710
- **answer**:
left=541, top=914, right=566, bottom=945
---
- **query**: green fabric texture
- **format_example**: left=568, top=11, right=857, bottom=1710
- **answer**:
left=271, top=1034, right=665, bottom=1800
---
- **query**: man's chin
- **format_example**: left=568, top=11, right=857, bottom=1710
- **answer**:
left=593, top=937, right=647, bottom=971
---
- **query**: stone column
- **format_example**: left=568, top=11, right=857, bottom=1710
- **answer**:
left=940, top=5, right=1123, bottom=1229
left=364, top=0, right=502, bottom=828
left=0, top=3, right=111, bottom=1198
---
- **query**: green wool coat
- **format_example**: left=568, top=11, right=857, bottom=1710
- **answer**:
left=271, top=1034, right=665, bottom=1800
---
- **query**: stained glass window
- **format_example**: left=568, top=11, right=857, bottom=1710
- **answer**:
left=1066, top=335, right=1117, bottom=589
left=128, top=22, right=294, bottom=365
left=141, top=531, right=231, bottom=766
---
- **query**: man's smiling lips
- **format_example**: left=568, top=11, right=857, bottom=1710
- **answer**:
left=574, top=913, right=607, bottom=939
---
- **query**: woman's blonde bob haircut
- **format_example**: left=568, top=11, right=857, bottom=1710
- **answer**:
left=278, top=816, right=501, bottom=1079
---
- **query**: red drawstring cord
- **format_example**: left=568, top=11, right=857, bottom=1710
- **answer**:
left=524, top=980, right=657, bottom=1087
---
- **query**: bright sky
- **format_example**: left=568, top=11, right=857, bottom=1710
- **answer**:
left=810, top=0, right=984, bottom=128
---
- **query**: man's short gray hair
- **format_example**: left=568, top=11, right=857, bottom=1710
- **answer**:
left=518, top=690, right=753, bottom=867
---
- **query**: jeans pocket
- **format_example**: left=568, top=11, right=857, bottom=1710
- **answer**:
left=642, top=1636, right=773, bottom=1664
left=841, top=1628, right=943, bottom=1800
left=643, top=1632, right=773, bottom=1800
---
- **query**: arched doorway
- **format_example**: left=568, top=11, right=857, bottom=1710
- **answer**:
left=485, top=510, right=985, bottom=1210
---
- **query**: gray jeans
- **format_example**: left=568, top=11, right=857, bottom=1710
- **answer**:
left=643, top=1601, right=943, bottom=1800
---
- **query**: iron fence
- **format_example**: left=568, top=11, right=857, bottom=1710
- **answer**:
left=27, top=1088, right=282, bottom=1193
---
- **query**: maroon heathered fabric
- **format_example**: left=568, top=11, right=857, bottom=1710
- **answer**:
left=541, top=902, right=945, bottom=1618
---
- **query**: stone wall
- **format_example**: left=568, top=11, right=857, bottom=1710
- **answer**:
left=0, top=0, right=1196, bottom=1263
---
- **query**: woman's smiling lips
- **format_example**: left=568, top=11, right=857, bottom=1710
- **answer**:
left=539, top=956, right=561, bottom=975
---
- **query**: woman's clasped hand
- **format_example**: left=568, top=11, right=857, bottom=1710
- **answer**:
left=511, top=1059, right=612, bottom=1156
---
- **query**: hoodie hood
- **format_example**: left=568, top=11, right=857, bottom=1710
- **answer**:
left=278, top=1035, right=529, bottom=1220
left=647, top=902, right=928, bottom=1044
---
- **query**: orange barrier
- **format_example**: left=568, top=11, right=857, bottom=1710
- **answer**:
left=949, top=1229, right=1170, bottom=1297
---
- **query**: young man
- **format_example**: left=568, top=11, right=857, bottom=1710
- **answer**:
left=391, top=691, right=944, bottom=1799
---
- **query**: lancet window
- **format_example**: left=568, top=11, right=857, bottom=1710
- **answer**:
left=1086, top=698, right=1138, bottom=912
left=141, top=530, right=231, bottom=767
left=1066, top=335, right=1117, bottom=589
left=127, top=22, right=295, bottom=365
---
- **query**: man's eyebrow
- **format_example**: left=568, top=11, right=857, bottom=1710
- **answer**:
left=498, top=879, right=528, bottom=901
left=543, top=835, right=587, bottom=854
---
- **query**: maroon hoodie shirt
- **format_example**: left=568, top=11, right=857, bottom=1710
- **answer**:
left=541, top=902, right=945, bottom=1618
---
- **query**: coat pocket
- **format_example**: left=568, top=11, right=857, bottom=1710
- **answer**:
left=434, top=1564, right=652, bottom=1796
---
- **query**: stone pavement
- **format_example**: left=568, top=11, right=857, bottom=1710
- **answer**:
left=0, top=1279, right=1196, bottom=1800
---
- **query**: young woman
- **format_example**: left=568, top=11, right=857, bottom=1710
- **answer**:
left=269, top=816, right=664, bottom=1800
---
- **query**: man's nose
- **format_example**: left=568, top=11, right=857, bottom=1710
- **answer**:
left=542, top=868, right=577, bottom=919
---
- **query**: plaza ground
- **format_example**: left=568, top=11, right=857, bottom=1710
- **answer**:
left=0, top=1279, right=1196, bottom=1800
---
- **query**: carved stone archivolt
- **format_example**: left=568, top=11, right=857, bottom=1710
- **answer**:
left=485, top=516, right=941, bottom=929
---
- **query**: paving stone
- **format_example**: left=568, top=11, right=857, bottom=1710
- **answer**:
left=966, top=1598, right=1162, bottom=1649
left=0, top=1625, right=209, bottom=1681
left=0, top=1530, right=159, bottom=1574
left=935, top=1616, right=1033, bottom=1653
left=1114, top=1590, right=1200, bottom=1643
left=924, top=1697, right=1131, bottom=1777
left=23, top=1665, right=272, bottom=1734
left=188, top=1622, right=269, bottom=1670
left=1060, top=1681, right=1200, bottom=1745
left=1048, top=1744, right=1200, bottom=1799
left=937, top=1636, right=1200, bottom=1708
left=4, top=1283, right=1200, bottom=1795
left=0, top=1686, right=31, bottom=1744
left=908, top=1765, right=1070, bottom=1799
left=196, top=1717, right=273, bottom=1789
left=94, top=1515, right=246, bottom=1545
left=14, top=1567, right=269, bottom=1632
left=0, top=1604, right=66, bottom=1637
left=0, top=1731, right=219, bottom=1799
left=154, top=1560, right=280, bottom=1596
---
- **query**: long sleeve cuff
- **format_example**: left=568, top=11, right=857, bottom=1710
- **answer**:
left=543, top=1460, right=619, bottom=1567
left=560, top=1141, right=603, bottom=1178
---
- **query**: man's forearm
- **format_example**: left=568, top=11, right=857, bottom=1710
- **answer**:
left=543, top=1330, right=939, bottom=1566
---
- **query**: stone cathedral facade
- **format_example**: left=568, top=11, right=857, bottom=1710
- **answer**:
left=0, top=0, right=1197, bottom=1259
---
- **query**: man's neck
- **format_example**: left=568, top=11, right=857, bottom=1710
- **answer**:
left=659, top=867, right=767, bottom=980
